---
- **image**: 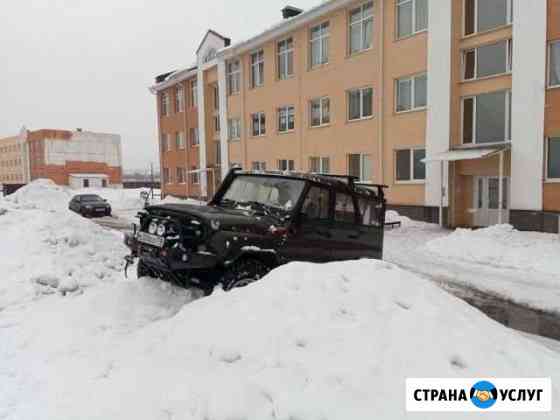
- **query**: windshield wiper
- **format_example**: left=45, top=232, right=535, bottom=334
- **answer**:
left=238, top=201, right=283, bottom=221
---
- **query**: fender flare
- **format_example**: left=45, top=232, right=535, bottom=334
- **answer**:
left=224, top=249, right=280, bottom=270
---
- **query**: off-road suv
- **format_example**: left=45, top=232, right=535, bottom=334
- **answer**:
left=124, top=168, right=387, bottom=294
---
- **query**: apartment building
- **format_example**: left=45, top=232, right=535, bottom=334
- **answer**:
left=0, top=133, right=28, bottom=185
left=0, top=128, right=123, bottom=189
left=150, top=0, right=560, bottom=233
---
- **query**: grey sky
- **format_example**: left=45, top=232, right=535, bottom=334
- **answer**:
left=1, top=0, right=320, bottom=172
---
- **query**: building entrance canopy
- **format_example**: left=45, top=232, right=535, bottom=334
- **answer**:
left=423, top=144, right=511, bottom=163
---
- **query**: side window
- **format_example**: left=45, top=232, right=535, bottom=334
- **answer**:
left=301, top=186, right=330, bottom=221
left=358, top=197, right=381, bottom=227
left=335, top=192, right=356, bottom=223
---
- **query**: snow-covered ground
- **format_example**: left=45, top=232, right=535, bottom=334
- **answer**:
left=1, top=181, right=560, bottom=419
left=384, top=212, right=560, bottom=315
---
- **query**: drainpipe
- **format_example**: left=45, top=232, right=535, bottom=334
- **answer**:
left=498, top=150, right=504, bottom=225
left=439, top=160, right=444, bottom=227
left=377, top=0, right=385, bottom=185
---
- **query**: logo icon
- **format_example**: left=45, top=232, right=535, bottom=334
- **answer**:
left=470, top=381, right=498, bottom=409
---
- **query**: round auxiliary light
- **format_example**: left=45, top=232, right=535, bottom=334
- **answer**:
left=210, top=219, right=221, bottom=231
left=148, top=221, right=158, bottom=234
left=156, top=223, right=166, bottom=236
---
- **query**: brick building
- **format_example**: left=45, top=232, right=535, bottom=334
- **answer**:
left=0, top=128, right=123, bottom=189
left=150, top=0, right=560, bottom=232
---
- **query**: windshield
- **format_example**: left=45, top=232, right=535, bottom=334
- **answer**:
left=80, top=195, right=103, bottom=202
left=221, top=175, right=305, bottom=212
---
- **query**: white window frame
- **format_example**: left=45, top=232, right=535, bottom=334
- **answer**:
left=190, top=80, right=198, bottom=108
left=226, top=59, right=241, bottom=95
left=348, top=153, right=373, bottom=182
left=252, top=161, right=267, bottom=171
left=396, top=0, right=429, bottom=40
left=190, top=168, right=200, bottom=185
left=395, top=73, right=427, bottom=113
left=394, top=148, right=426, bottom=183
left=464, top=0, right=513, bottom=37
left=547, top=40, right=560, bottom=88
left=228, top=118, right=241, bottom=141
left=347, top=87, right=374, bottom=121
left=461, top=89, right=512, bottom=146
left=161, top=92, right=170, bottom=117
left=348, top=1, right=374, bottom=54
left=176, top=167, right=186, bottom=184
left=175, top=132, right=185, bottom=150
left=175, top=85, right=184, bottom=112
left=250, top=49, right=265, bottom=88
left=190, top=127, right=199, bottom=147
left=546, top=137, right=560, bottom=182
left=278, top=105, right=295, bottom=133
left=309, top=156, right=330, bottom=173
left=251, top=112, right=266, bottom=137
left=462, top=39, right=512, bottom=81
left=277, top=159, right=295, bottom=172
left=277, top=37, right=294, bottom=80
left=310, top=21, right=330, bottom=68
left=310, top=97, right=331, bottom=127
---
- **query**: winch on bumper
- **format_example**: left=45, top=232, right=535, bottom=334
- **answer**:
left=124, top=218, right=220, bottom=288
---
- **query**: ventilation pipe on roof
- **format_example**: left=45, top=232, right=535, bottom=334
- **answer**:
left=282, top=6, right=303, bottom=19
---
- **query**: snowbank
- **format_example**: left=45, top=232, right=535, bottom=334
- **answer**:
left=3, top=179, right=72, bottom=211
left=2, top=260, right=559, bottom=419
left=426, top=224, right=560, bottom=277
left=0, top=181, right=129, bottom=308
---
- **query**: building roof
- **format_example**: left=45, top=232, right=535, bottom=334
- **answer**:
left=195, top=29, right=231, bottom=54
left=149, top=0, right=354, bottom=93
left=219, top=0, right=353, bottom=58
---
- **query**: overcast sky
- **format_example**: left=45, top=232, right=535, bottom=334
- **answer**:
left=1, top=0, right=320, bottom=172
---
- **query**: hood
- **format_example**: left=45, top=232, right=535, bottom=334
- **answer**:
left=146, top=203, right=286, bottom=231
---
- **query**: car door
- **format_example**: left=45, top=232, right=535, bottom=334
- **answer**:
left=355, top=196, right=384, bottom=259
left=329, top=190, right=364, bottom=261
left=281, top=184, right=334, bottom=262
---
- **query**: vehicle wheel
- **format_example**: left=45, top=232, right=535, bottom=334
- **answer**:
left=222, top=257, right=270, bottom=291
left=137, top=260, right=152, bottom=279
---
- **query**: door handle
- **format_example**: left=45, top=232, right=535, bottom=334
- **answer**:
left=348, top=233, right=361, bottom=239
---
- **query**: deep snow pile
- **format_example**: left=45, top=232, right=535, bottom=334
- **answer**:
left=2, top=260, right=559, bottom=419
left=426, top=224, right=560, bottom=277
left=0, top=182, right=128, bottom=308
left=2, top=179, right=72, bottom=211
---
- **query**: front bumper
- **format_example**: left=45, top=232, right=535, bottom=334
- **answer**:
left=124, top=233, right=220, bottom=274
left=83, top=207, right=111, bottom=217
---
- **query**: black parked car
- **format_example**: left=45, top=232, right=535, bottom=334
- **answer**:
left=124, top=168, right=386, bottom=294
left=69, top=194, right=112, bottom=217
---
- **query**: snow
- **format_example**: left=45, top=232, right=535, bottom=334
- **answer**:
left=1, top=181, right=560, bottom=419
left=385, top=214, right=560, bottom=314
left=2, top=255, right=560, bottom=418
left=426, top=224, right=560, bottom=278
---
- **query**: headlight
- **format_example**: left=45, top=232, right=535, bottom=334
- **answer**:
left=210, top=219, right=221, bottom=231
left=148, top=221, right=158, bottom=234
left=156, top=223, right=166, bottom=236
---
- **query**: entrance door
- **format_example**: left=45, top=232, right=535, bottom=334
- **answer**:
left=473, top=177, right=509, bottom=227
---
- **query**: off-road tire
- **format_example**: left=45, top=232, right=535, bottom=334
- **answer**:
left=222, top=257, right=270, bottom=291
left=137, top=260, right=152, bottom=279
